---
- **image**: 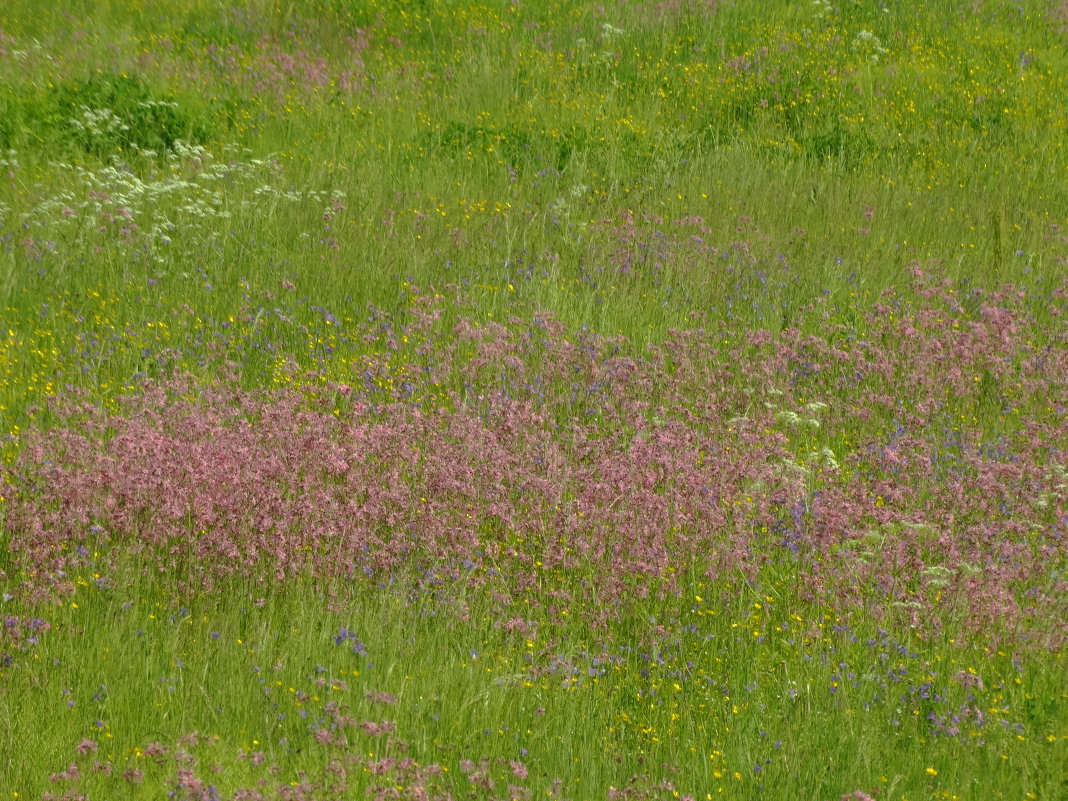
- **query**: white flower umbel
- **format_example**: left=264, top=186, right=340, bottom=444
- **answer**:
left=19, top=134, right=343, bottom=262
left=852, top=29, right=888, bottom=63
left=68, top=106, right=130, bottom=139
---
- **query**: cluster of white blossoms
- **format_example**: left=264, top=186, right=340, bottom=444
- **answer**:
left=19, top=134, right=345, bottom=262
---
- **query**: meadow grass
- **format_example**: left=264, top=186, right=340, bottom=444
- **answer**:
left=0, top=0, right=1066, bottom=799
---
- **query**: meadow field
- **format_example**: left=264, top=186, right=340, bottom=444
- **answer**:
left=0, top=0, right=1066, bottom=798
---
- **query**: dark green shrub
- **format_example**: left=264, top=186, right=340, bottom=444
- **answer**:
left=0, top=71, right=211, bottom=157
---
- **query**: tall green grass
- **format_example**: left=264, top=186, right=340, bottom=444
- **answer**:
left=0, top=0, right=1066, bottom=798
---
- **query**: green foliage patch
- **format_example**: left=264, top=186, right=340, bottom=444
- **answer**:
left=0, top=70, right=212, bottom=157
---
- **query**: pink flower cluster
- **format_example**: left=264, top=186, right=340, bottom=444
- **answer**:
left=4, top=274, right=1066, bottom=646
